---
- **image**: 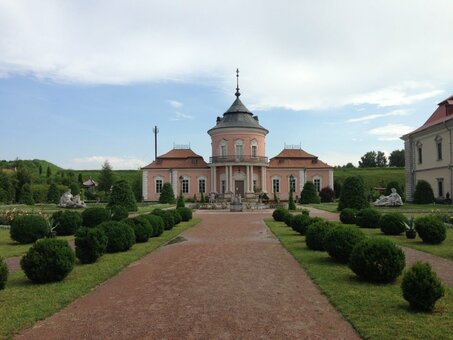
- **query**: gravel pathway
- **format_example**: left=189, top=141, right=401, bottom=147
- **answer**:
left=17, top=211, right=359, bottom=340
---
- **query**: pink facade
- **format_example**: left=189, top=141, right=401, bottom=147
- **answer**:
left=142, top=89, right=333, bottom=202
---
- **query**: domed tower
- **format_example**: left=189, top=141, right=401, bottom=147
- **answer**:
left=207, top=70, right=269, bottom=198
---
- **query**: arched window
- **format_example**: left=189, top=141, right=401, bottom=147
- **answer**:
left=251, top=139, right=258, bottom=157
left=235, top=139, right=244, bottom=160
left=219, top=140, right=228, bottom=157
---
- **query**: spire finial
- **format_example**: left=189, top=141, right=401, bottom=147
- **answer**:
left=235, top=68, right=240, bottom=98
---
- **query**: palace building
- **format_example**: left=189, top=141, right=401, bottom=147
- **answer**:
left=142, top=73, right=333, bottom=201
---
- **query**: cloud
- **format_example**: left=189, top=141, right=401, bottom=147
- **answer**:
left=0, top=1, right=452, bottom=110
left=347, top=109, right=410, bottom=123
left=166, top=100, right=183, bottom=108
left=369, top=124, right=414, bottom=141
left=170, top=111, right=193, bottom=121
left=69, top=156, right=146, bottom=170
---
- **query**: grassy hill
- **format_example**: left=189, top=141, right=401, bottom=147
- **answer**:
left=334, top=167, right=405, bottom=192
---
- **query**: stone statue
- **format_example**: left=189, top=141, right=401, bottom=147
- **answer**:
left=373, top=188, right=403, bottom=207
left=59, top=189, right=86, bottom=208
left=209, top=192, right=216, bottom=204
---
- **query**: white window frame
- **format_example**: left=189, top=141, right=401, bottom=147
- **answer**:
left=289, top=176, right=296, bottom=193
left=251, top=139, right=258, bottom=157
left=313, top=176, right=321, bottom=192
left=235, top=139, right=244, bottom=160
left=272, top=176, right=281, bottom=193
left=198, top=177, right=206, bottom=193
left=181, top=176, right=189, bottom=194
left=221, top=180, right=226, bottom=194
left=219, top=140, right=228, bottom=157
left=435, top=136, right=442, bottom=161
left=155, top=176, right=163, bottom=193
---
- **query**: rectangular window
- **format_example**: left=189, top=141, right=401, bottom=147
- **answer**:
left=198, top=179, right=206, bottom=193
left=437, top=142, right=442, bottom=160
left=289, top=177, right=296, bottom=192
left=438, top=179, right=444, bottom=197
left=273, top=179, right=280, bottom=193
left=314, top=178, right=321, bottom=192
left=182, top=179, right=189, bottom=193
left=251, top=145, right=257, bottom=157
left=221, top=145, right=227, bottom=157
left=236, top=144, right=243, bottom=156
left=418, top=147, right=423, bottom=164
left=155, top=179, right=162, bottom=193
left=253, top=179, right=257, bottom=191
left=221, top=180, right=226, bottom=194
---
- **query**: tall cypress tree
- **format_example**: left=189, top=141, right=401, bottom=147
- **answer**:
left=159, top=182, right=176, bottom=204
left=98, top=161, right=114, bottom=192
left=47, top=182, right=60, bottom=204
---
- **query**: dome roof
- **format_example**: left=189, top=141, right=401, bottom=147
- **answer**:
left=208, top=96, right=268, bottom=134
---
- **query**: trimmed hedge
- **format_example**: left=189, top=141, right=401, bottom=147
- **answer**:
left=305, top=220, right=333, bottom=251
left=52, top=210, right=82, bottom=236
left=415, top=215, right=447, bottom=244
left=152, top=209, right=175, bottom=230
left=75, top=227, right=108, bottom=264
left=0, top=257, right=7, bottom=290
left=338, top=176, right=369, bottom=211
left=10, top=215, right=48, bottom=244
left=110, top=205, right=129, bottom=221
left=98, top=221, right=136, bottom=253
left=145, top=214, right=165, bottom=237
left=379, top=213, right=408, bottom=235
left=128, top=216, right=153, bottom=243
left=82, top=207, right=110, bottom=227
left=356, top=208, right=381, bottom=228
left=324, top=225, right=366, bottom=262
left=340, top=208, right=357, bottom=224
left=169, top=209, right=182, bottom=225
left=401, top=261, right=445, bottom=311
left=349, top=238, right=405, bottom=283
left=284, top=213, right=294, bottom=227
left=299, top=181, right=320, bottom=204
left=413, top=180, right=435, bottom=204
left=291, top=214, right=313, bottom=235
left=176, top=207, right=192, bottom=222
left=273, top=208, right=289, bottom=222
left=108, top=180, right=137, bottom=211
left=20, top=239, right=75, bottom=283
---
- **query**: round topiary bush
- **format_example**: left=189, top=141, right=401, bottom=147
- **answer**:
left=75, top=227, right=108, bottom=264
left=413, top=180, right=435, bottom=204
left=379, top=213, right=408, bottom=235
left=284, top=213, right=294, bottom=227
left=10, top=215, right=48, bottom=244
left=152, top=209, right=175, bottom=230
left=110, top=205, right=129, bottom=221
left=82, top=207, right=110, bottom=227
left=340, top=208, right=357, bottom=224
left=20, top=238, right=75, bottom=283
left=324, top=225, right=366, bottom=262
left=145, top=214, right=165, bottom=237
left=169, top=209, right=182, bottom=225
left=291, top=214, right=312, bottom=235
left=176, top=207, right=192, bottom=221
left=319, top=187, right=335, bottom=203
left=401, top=261, right=445, bottom=311
left=98, top=221, right=136, bottom=253
left=305, top=220, right=333, bottom=251
left=52, top=210, right=82, bottom=236
left=128, top=216, right=153, bottom=243
left=0, top=256, right=8, bottom=290
left=272, top=208, right=289, bottom=222
left=414, top=215, right=447, bottom=244
left=349, top=238, right=405, bottom=283
left=338, top=176, right=369, bottom=211
left=356, top=208, right=381, bottom=228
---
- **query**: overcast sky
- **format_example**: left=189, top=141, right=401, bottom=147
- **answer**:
left=1, top=1, right=452, bottom=169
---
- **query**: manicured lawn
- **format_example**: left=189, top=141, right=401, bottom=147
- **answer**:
left=0, top=229, right=73, bottom=259
left=266, top=219, right=453, bottom=340
left=308, top=202, right=453, bottom=216
left=0, top=218, right=200, bottom=339
left=359, top=228, right=453, bottom=261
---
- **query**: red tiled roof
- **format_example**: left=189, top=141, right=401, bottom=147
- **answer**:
left=268, top=148, right=332, bottom=169
left=142, top=148, right=209, bottom=169
left=405, top=95, right=453, bottom=136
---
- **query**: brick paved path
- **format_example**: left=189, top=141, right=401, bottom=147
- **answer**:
left=17, top=211, right=359, bottom=339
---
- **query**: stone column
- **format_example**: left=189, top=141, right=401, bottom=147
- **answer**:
left=229, top=166, right=234, bottom=192
left=225, top=165, right=229, bottom=194
left=250, top=165, right=254, bottom=191
left=171, top=169, right=178, bottom=194
left=213, top=166, right=217, bottom=192
left=261, top=166, right=267, bottom=193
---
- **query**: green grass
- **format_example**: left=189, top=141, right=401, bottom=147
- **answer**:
left=0, top=218, right=200, bottom=339
left=266, top=219, right=453, bottom=340
left=359, top=228, right=453, bottom=261
left=0, top=230, right=73, bottom=259
left=334, top=167, right=405, bottom=191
